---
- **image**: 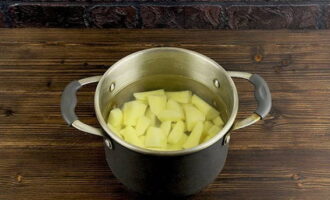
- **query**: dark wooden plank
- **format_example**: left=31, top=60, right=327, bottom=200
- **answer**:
left=0, top=29, right=329, bottom=200
left=1, top=148, right=330, bottom=200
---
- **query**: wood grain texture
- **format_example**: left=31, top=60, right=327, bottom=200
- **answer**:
left=0, top=29, right=329, bottom=200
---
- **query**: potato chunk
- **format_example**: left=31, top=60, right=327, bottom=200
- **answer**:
left=135, top=116, right=151, bottom=136
left=134, top=89, right=165, bottom=101
left=183, top=104, right=205, bottom=131
left=207, top=125, right=221, bottom=137
left=166, top=91, right=192, bottom=104
left=147, top=95, right=167, bottom=116
left=139, top=135, right=146, bottom=146
left=203, top=121, right=214, bottom=133
left=183, top=122, right=204, bottom=149
left=191, top=95, right=219, bottom=120
left=121, top=126, right=143, bottom=147
left=160, top=121, right=171, bottom=136
left=166, top=99, right=184, bottom=119
left=158, top=109, right=183, bottom=122
left=146, top=108, right=157, bottom=126
left=107, top=108, right=123, bottom=128
left=123, top=101, right=147, bottom=126
left=167, top=134, right=188, bottom=150
left=203, top=125, right=221, bottom=143
left=145, top=127, right=167, bottom=149
left=107, top=123, right=122, bottom=138
left=212, top=116, right=224, bottom=126
left=168, top=121, right=185, bottom=144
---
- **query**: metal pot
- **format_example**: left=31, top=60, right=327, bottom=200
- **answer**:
left=61, top=47, right=271, bottom=197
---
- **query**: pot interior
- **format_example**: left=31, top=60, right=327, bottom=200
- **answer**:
left=95, top=48, right=237, bottom=153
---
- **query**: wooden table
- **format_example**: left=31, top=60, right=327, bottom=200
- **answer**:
left=0, top=29, right=329, bottom=200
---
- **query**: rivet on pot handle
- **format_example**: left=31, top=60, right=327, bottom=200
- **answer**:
left=61, top=76, right=104, bottom=137
left=228, top=71, right=272, bottom=130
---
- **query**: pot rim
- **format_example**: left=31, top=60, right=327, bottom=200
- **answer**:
left=94, top=47, right=238, bottom=156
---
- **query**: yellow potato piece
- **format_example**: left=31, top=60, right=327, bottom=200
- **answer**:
left=183, top=104, right=205, bottom=131
left=183, top=122, right=204, bottom=149
left=158, top=109, right=183, bottom=122
left=203, top=134, right=214, bottom=143
left=166, top=91, right=192, bottom=104
left=191, top=95, right=219, bottom=120
left=168, top=121, right=185, bottom=144
left=108, top=108, right=123, bottom=128
left=145, top=127, right=167, bottom=148
left=134, top=89, right=165, bottom=101
left=167, top=133, right=188, bottom=150
left=147, top=95, right=167, bottom=116
left=166, top=99, right=184, bottom=119
left=107, top=123, right=122, bottom=139
left=207, top=125, right=221, bottom=136
left=203, top=125, right=222, bottom=143
left=177, top=131, right=188, bottom=146
left=123, top=101, right=147, bottom=126
left=160, top=121, right=171, bottom=136
left=146, top=147, right=167, bottom=151
left=139, top=135, right=146, bottom=146
left=121, top=126, right=144, bottom=147
left=213, top=116, right=224, bottom=126
left=172, top=120, right=187, bottom=132
left=203, top=121, right=214, bottom=133
left=146, top=108, right=157, bottom=126
left=135, top=116, right=151, bottom=136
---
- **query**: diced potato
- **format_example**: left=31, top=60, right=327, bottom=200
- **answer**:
left=160, top=121, right=171, bottom=136
left=146, top=108, right=156, bottom=126
left=121, top=126, right=144, bottom=147
left=166, top=91, right=192, bottom=104
left=147, top=95, right=167, bottom=116
left=183, top=122, right=204, bottom=149
left=139, top=135, right=146, bottom=146
left=183, top=104, right=205, bottom=131
left=183, top=123, right=187, bottom=132
left=207, top=125, right=221, bottom=136
left=203, top=121, right=214, bottom=133
left=107, top=108, right=123, bottom=128
left=158, top=109, right=183, bottom=122
left=191, top=95, right=219, bottom=120
left=146, top=147, right=167, bottom=151
left=134, top=89, right=165, bottom=101
left=203, top=125, right=222, bottom=143
left=203, top=135, right=214, bottom=143
left=123, top=101, right=147, bottom=126
left=119, top=129, right=126, bottom=138
left=167, top=133, right=188, bottom=150
left=107, top=89, right=224, bottom=151
left=200, top=121, right=213, bottom=141
left=167, top=145, right=182, bottom=151
left=172, top=121, right=187, bottom=132
left=213, top=116, right=224, bottom=126
left=168, top=121, right=185, bottom=144
left=166, top=99, right=184, bottom=119
left=136, top=100, right=148, bottom=105
left=107, top=123, right=122, bottom=138
left=178, top=133, right=188, bottom=145
left=135, top=116, right=151, bottom=136
left=145, top=127, right=167, bottom=148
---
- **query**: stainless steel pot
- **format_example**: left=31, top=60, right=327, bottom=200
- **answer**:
left=61, top=47, right=271, bottom=197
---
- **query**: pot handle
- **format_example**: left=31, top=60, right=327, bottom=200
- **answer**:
left=61, top=76, right=104, bottom=137
left=228, top=71, right=272, bottom=130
